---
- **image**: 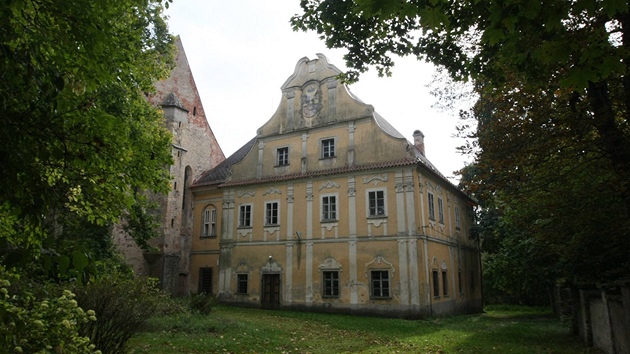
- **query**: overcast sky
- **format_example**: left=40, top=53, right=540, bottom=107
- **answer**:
left=165, top=1, right=472, bottom=182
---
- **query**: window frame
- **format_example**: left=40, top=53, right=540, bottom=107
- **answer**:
left=199, top=267, right=213, bottom=294
left=454, top=205, right=461, bottom=229
left=438, top=197, right=445, bottom=224
left=320, top=137, right=336, bottom=159
left=276, top=146, right=289, bottom=167
left=265, top=201, right=279, bottom=226
left=427, top=192, right=435, bottom=220
left=238, top=204, right=252, bottom=228
left=432, top=270, right=440, bottom=298
left=202, top=206, right=217, bottom=237
left=236, top=273, right=248, bottom=294
left=367, top=189, right=387, bottom=217
left=321, top=194, right=338, bottom=221
left=370, top=270, right=391, bottom=299
left=442, top=270, right=449, bottom=297
left=322, top=270, right=340, bottom=297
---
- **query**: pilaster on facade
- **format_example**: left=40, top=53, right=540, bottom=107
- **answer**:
left=404, top=170, right=416, bottom=235
left=306, top=181, right=313, bottom=240
left=347, top=176, right=357, bottom=237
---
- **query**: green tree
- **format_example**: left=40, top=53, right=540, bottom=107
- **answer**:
left=293, top=0, right=630, bottom=286
left=0, top=0, right=175, bottom=255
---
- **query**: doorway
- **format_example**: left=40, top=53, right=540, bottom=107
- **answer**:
left=261, top=274, right=280, bottom=309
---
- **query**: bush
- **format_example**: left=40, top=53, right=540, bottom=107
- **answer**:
left=74, top=273, right=165, bottom=354
left=0, top=266, right=98, bottom=353
left=187, top=293, right=214, bottom=315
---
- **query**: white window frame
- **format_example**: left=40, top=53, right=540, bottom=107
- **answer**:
left=265, top=201, right=280, bottom=226
left=322, top=270, right=340, bottom=297
left=320, top=137, right=336, bottom=159
left=438, top=197, right=445, bottom=224
left=321, top=194, right=338, bottom=221
left=202, top=206, right=217, bottom=237
left=366, top=189, right=387, bottom=217
left=370, top=270, right=391, bottom=299
left=276, top=146, right=289, bottom=166
left=427, top=192, right=435, bottom=220
left=238, top=204, right=252, bottom=228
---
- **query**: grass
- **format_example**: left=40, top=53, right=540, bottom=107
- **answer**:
left=128, top=304, right=600, bottom=353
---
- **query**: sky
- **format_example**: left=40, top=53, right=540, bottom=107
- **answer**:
left=165, top=1, right=473, bottom=182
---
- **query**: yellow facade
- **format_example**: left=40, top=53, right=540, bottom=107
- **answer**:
left=190, top=55, right=482, bottom=317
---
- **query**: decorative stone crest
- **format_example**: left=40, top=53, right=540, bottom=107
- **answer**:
left=318, top=257, right=342, bottom=271
left=363, top=174, right=389, bottom=186
left=364, top=255, right=395, bottom=278
left=301, top=82, right=322, bottom=118
left=238, top=190, right=256, bottom=198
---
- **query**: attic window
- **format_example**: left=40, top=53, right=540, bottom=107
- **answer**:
left=193, top=106, right=197, bottom=116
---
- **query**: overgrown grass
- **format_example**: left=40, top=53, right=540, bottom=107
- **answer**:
left=129, top=304, right=600, bottom=353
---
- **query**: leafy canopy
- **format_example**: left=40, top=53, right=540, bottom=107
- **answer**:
left=0, top=0, right=175, bottom=252
left=293, top=0, right=630, bottom=285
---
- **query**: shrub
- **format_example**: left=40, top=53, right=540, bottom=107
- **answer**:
left=0, top=266, right=98, bottom=353
left=187, top=293, right=214, bottom=315
left=74, top=273, right=165, bottom=354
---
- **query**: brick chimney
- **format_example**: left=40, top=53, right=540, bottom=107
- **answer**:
left=413, top=130, right=425, bottom=156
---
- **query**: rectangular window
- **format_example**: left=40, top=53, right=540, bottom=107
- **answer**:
left=199, top=267, right=213, bottom=294
left=276, top=147, right=289, bottom=166
left=370, top=270, right=390, bottom=298
left=442, top=270, right=449, bottom=296
left=322, top=195, right=337, bottom=221
left=428, top=192, right=435, bottom=220
left=455, top=206, right=461, bottom=229
left=368, top=190, right=386, bottom=217
left=321, top=138, right=335, bottom=158
left=322, top=271, right=339, bottom=297
left=203, top=208, right=217, bottom=236
left=265, top=202, right=279, bottom=225
left=236, top=274, right=248, bottom=294
left=239, top=205, right=252, bottom=227
left=458, top=270, right=463, bottom=295
left=432, top=270, right=440, bottom=297
left=438, top=197, right=444, bottom=223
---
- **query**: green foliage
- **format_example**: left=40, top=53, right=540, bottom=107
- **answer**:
left=0, top=266, right=99, bottom=353
left=187, top=293, right=214, bottom=315
left=0, top=0, right=175, bottom=254
left=73, top=273, right=167, bottom=354
left=293, top=0, right=630, bottom=288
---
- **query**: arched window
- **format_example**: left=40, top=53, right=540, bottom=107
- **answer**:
left=202, top=205, right=217, bottom=237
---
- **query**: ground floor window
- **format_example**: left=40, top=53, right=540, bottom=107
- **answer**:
left=199, top=267, right=213, bottom=294
left=442, top=270, right=449, bottom=296
left=322, top=271, right=340, bottom=297
left=432, top=270, right=440, bottom=298
left=370, top=270, right=390, bottom=298
left=236, top=273, right=248, bottom=294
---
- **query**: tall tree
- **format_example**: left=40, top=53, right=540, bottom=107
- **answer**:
left=0, top=0, right=175, bottom=255
left=293, top=0, right=630, bottom=284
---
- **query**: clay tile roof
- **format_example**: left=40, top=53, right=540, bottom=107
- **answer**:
left=192, top=137, right=257, bottom=186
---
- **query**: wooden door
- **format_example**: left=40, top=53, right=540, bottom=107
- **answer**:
left=261, top=274, right=280, bottom=309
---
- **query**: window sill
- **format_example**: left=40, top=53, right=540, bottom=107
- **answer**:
left=264, top=224, right=280, bottom=228
left=237, top=226, right=252, bottom=230
left=319, top=156, right=336, bottom=160
left=321, top=219, right=338, bottom=223
left=367, top=215, right=387, bottom=219
left=370, top=296, right=392, bottom=300
left=322, top=295, right=340, bottom=299
left=274, top=164, right=289, bottom=168
left=200, top=235, right=217, bottom=239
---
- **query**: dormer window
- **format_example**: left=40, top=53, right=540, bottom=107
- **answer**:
left=321, top=138, right=335, bottom=159
left=276, top=147, right=289, bottom=166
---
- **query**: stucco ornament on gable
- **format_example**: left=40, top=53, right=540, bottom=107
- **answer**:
left=301, top=82, right=322, bottom=119
left=263, top=187, right=282, bottom=196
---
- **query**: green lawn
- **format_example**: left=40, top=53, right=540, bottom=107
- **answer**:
left=128, top=305, right=600, bottom=353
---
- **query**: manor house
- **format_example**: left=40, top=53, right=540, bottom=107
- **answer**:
left=189, top=54, right=482, bottom=317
